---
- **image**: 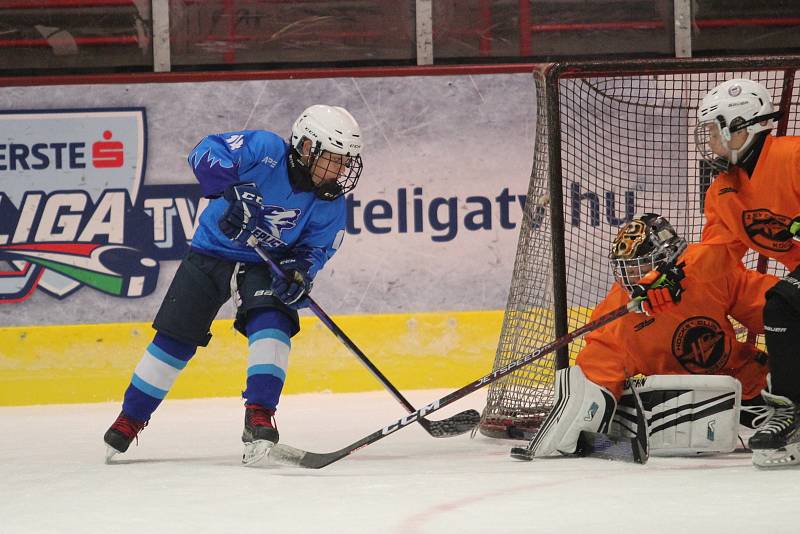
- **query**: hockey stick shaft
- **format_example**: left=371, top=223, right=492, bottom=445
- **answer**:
left=247, top=237, right=479, bottom=436
left=269, top=299, right=639, bottom=468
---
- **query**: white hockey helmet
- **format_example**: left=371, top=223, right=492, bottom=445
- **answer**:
left=694, top=78, right=780, bottom=171
left=609, top=213, right=687, bottom=294
left=291, top=105, right=363, bottom=157
left=289, top=105, right=363, bottom=200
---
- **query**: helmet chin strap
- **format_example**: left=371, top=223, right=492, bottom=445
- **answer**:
left=287, top=148, right=316, bottom=192
left=728, top=147, right=740, bottom=165
left=721, top=130, right=754, bottom=167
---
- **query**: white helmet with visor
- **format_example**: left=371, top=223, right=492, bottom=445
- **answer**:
left=694, top=78, right=781, bottom=171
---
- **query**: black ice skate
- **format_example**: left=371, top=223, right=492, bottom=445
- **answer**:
left=242, top=403, right=279, bottom=466
left=104, top=412, right=147, bottom=462
left=748, top=390, right=800, bottom=469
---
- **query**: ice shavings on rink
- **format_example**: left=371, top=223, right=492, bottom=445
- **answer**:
left=1, top=389, right=797, bottom=534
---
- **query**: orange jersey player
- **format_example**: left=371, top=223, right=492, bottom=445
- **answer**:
left=577, top=244, right=775, bottom=404
left=694, top=78, right=800, bottom=468
left=520, top=214, right=776, bottom=461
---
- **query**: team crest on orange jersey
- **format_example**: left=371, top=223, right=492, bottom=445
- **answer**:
left=671, top=316, right=730, bottom=374
left=742, top=208, right=793, bottom=252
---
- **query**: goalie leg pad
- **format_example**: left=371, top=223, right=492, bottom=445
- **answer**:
left=527, top=366, right=616, bottom=457
left=610, top=374, right=741, bottom=456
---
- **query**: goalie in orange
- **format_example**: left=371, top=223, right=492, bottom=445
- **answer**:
left=524, top=214, right=776, bottom=459
left=695, top=78, right=800, bottom=467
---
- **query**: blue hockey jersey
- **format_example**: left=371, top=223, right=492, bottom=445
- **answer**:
left=188, top=130, right=346, bottom=278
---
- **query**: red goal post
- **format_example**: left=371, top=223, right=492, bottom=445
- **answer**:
left=480, top=55, right=800, bottom=440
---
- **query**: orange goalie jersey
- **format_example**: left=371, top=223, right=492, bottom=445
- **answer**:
left=701, top=135, right=800, bottom=272
left=576, top=243, right=778, bottom=400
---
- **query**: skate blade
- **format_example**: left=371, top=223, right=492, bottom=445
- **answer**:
left=752, top=445, right=800, bottom=469
left=105, top=445, right=121, bottom=464
left=242, top=440, right=276, bottom=466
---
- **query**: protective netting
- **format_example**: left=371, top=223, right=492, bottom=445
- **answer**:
left=480, top=58, right=800, bottom=440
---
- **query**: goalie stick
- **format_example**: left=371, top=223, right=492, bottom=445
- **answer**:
left=267, top=298, right=641, bottom=469
left=508, top=382, right=649, bottom=464
left=575, top=383, right=649, bottom=464
left=247, top=235, right=480, bottom=438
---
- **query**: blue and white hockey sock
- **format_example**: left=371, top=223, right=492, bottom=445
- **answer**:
left=122, top=333, right=197, bottom=422
left=242, top=309, right=293, bottom=411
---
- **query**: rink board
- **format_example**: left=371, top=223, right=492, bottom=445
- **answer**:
left=0, top=310, right=507, bottom=406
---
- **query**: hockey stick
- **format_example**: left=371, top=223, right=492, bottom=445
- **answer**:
left=267, top=299, right=641, bottom=469
left=508, top=381, right=649, bottom=464
left=246, top=235, right=480, bottom=438
left=575, top=383, right=649, bottom=464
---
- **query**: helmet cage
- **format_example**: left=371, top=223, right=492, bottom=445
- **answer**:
left=609, top=215, right=687, bottom=293
left=611, top=249, right=673, bottom=293
left=290, top=105, right=363, bottom=201
left=302, top=140, right=363, bottom=200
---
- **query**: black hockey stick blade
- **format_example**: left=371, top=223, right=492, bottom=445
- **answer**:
left=249, top=239, right=477, bottom=439
left=510, top=433, right=645, bottom=464
left=575, top=431, right=642, bottom=463
left=575, top=384, right=649, bottom=464
left=418, top=409, right=481, bottom=437
left=510, top=446, right=534, bottom=461
left=511, top=434, right=644, bottom=463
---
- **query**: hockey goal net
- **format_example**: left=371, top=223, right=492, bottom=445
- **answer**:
left=480, top=56, right=800, bottom=440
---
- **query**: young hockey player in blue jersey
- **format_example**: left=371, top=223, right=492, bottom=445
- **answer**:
left=103, top=105, right=364, bottom=464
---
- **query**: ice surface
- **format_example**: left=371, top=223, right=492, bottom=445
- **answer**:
left=0, top=389, right=795, bottom=534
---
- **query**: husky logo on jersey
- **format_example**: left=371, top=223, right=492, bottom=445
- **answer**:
left=0, top=108, right=155, bottom=302
left=585, top=402, right=599, bottom=421
left=671, top=316, right=731, bottom=374
left=742, top=208, right=794, bottom=252
left=254, top=205, right=301, bottom=247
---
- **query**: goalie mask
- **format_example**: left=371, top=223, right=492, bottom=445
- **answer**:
left=288, top=105, right=364, bottom=201
left=610, top=214, right=687, bottom=293
left=694, top=78, right=781, bottom=172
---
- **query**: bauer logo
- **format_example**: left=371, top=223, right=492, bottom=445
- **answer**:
left=0, top=108, right=156, bottom=302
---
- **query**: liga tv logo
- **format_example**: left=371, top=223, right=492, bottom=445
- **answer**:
left=0, top=108, right=156, bottom=303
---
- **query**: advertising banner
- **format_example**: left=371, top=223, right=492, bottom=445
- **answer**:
left=0, top=73, right=536, bottom=326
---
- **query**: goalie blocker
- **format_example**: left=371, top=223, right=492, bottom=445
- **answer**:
left=519, top=366, right=742, bottom=459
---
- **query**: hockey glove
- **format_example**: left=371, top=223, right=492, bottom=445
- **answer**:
left=218, top=182, right=264, bottom=245
left=631, top=261, right=686, bottom=316
left=271, top=257, right=313, bottom=309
